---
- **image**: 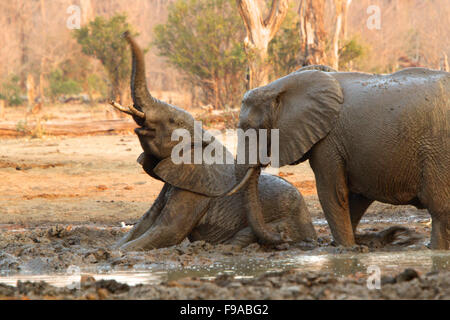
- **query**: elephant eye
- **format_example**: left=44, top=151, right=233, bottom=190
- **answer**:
left=169, top=118, right=175, bottom=124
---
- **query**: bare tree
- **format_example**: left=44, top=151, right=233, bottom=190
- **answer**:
left=237, top=0, right=289, bottom=88
left=331, top=0, right=352, bottom=70
left=298, top=0, right=327, bottom=66
left=441, top=53, right=449, bottom=72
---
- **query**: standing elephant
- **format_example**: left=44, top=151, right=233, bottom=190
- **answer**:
left=111, top=33, right=316, bottom=250
left=237, top=65, right=449, bottom=249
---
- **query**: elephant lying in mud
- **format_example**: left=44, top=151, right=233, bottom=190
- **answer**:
left=237, top=64, right=450, bottom=249
left=111, top=33, right=316, bottom=250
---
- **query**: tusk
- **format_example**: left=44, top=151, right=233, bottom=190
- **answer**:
left=223, top=167, right=255, bottom=197
left=109, top=100, right=145, bottom=119
left=128, top=104, right=145, bottom=119
left=109, top=100, right=132, bottom=115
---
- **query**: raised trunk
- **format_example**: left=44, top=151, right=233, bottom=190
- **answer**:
left=243, top=167, right=283, bottom=244
left=124, top=33, right=153, bottom=111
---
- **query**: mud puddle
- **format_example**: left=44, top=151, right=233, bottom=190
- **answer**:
left=1, top=250, right=448, bottom=288
left=313, top=216, right=430, bottom=226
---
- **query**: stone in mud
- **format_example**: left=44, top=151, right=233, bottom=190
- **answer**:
left=93, top=248, right=111, bottom=261
left=396, top=268, right=419, bottom=283
left=381, top=276, right=396, bottom=285
left=95, top=279, right=129, bottom=294
left=80, top=275, right=96, bottom=288
left=47, top=225, right=67, bottom=238
left=17, top=280, right=61, bottom=297
left=281, top=285, right=301, bottom=295
left=0, top=283, right=16, bottom=297
left=214, top=274, right=234, bottom=287
left=96, top=288, right=109, bottom=299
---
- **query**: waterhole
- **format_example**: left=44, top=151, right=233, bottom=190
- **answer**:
left=0, top=250, right=448, bottom=288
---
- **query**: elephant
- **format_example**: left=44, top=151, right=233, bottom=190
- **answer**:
left=236, top=64, right=450, bottom=249
left=110, top=32, right=316, bottom=250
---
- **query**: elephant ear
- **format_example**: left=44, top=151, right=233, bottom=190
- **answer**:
left=153, top=141, right=236, bottom=197
left=137, top=152, right=164, bottom=182
left=270, top=70, right=344, bottom=167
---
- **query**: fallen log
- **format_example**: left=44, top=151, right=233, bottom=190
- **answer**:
left=0, top=119, right=138, bottom=137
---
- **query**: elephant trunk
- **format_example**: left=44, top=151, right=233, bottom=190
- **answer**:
left=244, top=167, right=283, bottom=244
left=123, top=31, right=158, bottom=112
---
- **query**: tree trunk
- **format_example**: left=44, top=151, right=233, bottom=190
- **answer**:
left=39, top=1, right=46, bottom=107
left=26, top=74, right=35, bottom=111
left=80, top=0, right=94, bottom=24
left=237, top=0, right=289, bottom=88
left=298, top=0, right=327, bottom=66
left=0, top=100, right=5, bottom=120
left=441, top=52, right=449, bottom=72
left=342, top=0, right=351, bottom=40
left=331, top=0, right=352, bottom=70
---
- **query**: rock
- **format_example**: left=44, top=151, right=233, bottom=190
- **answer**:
left=17, top=281, right=56, bottom=296
left=93, top=248, right=110, bottom=261
left=85, top=293, right=98, bottom=300
left=80, top=275, right=96, bottom=288
left=395, top=268, right=419, bottom=283
left=84, top=253, right=97, bottom=264
left=215, top=274, right=234, bottom=287
left=381, top=276, right=396, bottom=285
left=95, top=280, right=129, bottom=294
left=97, top=288, right=109, bottom=299
left=0, top=283, right=16, bottom=297
left=47, top=225, right=66, bottom=238
left=281, top=285, right=301, bottom=295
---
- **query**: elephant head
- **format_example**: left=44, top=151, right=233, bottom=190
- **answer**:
left=112, top=32, right=253, bottom=197
left=237, top=66, right=344, bottom=244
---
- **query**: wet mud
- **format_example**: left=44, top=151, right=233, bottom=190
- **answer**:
left=0, top=132, right=448, bottom=300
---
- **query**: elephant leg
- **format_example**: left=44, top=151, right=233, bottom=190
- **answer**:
left=120, top=189, right=210, bottom=251
left=225, top=219, right=298, bottom=247
left=311, top=153, right=355, bottom=246
left=114, top=183, right=170, bottom=248
left=349, top=194, right=420, bottom=247
left=349, top=193, right=373, bottom=232
left=430, top=214, right=449, bottom=250
left=418, top=155, right=449, bottom=250
left=225, top=226, right=257, bottom=247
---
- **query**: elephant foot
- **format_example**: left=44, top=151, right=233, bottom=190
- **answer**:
left=258, top=222, right=298, bottom=246
left=355, top=226, right=422, bottom=248
left=430, top=216, right=449, bottom=250
left=113, top=233, right=134, bottom=250
left=119, top=240, right=146, bottom=252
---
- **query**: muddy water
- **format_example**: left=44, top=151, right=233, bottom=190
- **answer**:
left=0, top=250, right=448, bottom=288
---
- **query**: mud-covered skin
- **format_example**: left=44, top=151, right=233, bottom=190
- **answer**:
left=190, top=173, right=315, bottom=245
left=238, top=66, right=450, bottom=249
left=116, top=159, right=316, bottom=250
left=112, top=33, right=316, bottom=250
